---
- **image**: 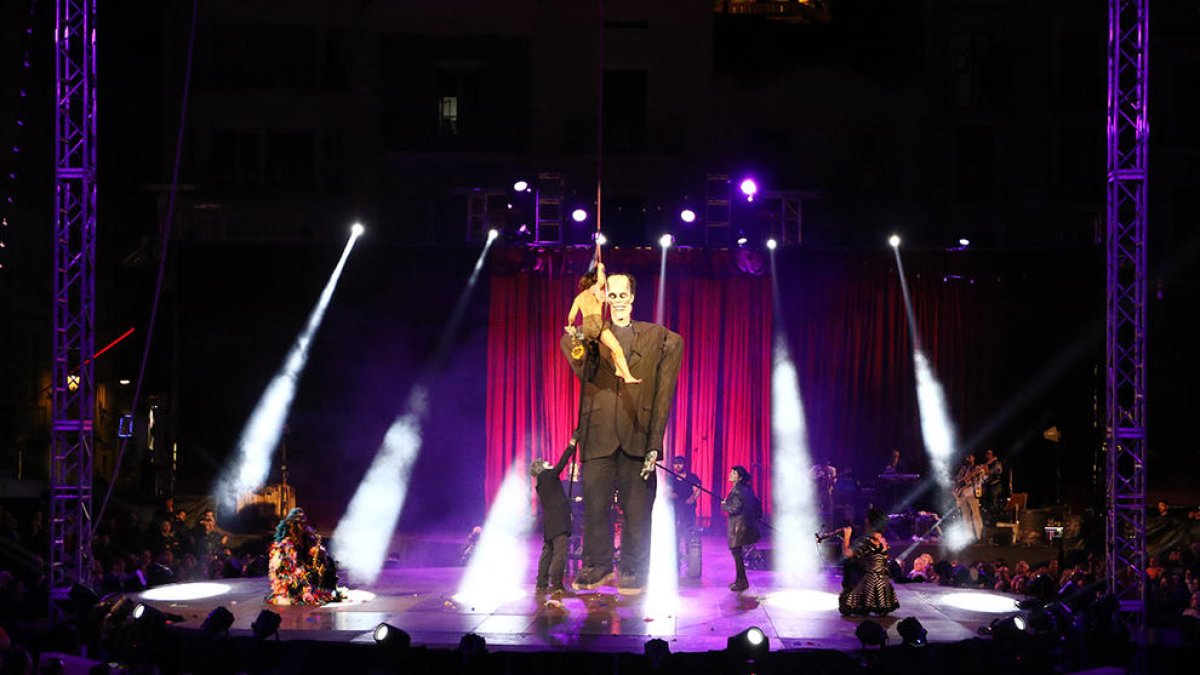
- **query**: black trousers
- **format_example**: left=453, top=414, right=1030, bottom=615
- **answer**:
left=537, top=534, right=569, bottom=588
left=582, top=450, right=657, bottom=580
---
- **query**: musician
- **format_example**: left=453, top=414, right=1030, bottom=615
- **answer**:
left=810, top=460, right=838, bottom=520
left=882, top=448, right=908, bottom=475
left=981, top=449, right=1006, bottom=529
left=953, top=453, right=984, bottom=541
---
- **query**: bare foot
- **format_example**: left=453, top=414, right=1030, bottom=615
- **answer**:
left=617, top=370, right=643, bottom=384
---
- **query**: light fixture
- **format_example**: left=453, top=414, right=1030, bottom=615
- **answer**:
left=644, top=638, right=671, bottom=667
left=513, top=180, right=529, bottom=192
left=897, top=617, right=927, bottom=647
left=571, top=208, right=588, bottom=223
left=855, top=619, right=888, bottom=648
left=679, top=209, right=696, bottom=223
left=958, top=238, right=970, bottom=247
left=736, top=237, right=748, bottom=246
left=766, top=238, right=777, bottom=250
left=888, top=234, right=901, bottom=248
left=351, top=222, right=365, bottom=237
left=595, top=233, right=607, bottom=246
left=726, top=626, right=768, bottom=661
left=487, top=229, right=499, bottom=242
left=251, top=609, right=282, bottom=641
left=118, top=379, right=130, bottom=386
left=201, top=606, right=235, bottom=635
left=659, top=234, right=674, bottom=248
left=374, top=622, right=411, bottom=651
left=739, top=178, right=758, bottom=201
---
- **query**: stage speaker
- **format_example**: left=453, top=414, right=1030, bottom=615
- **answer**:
left=686, top=532, right=703, bottom=579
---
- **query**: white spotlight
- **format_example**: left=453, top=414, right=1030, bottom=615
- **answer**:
left=770, top=336, right=821, bottom=585
left=487, top=229, right=499, bottom=242
left=766, top=238, right=777, bottom=250
left=596, top=233, right=607, bottom=246
left=215, top=231, right=361, bottom=511
left=958, top=238, right=970, bottom=247
left=659, top=234, right=674, bottom=248
left=454, top=466, right=531, bottom=612
left=333, top=387, right=428, bottom=583
left=572, top=208, right=588, bottom=223
left=513, top=180, right=528, bottom=192
left=679, top=209, right=696, bottom=223
left=736, top=237, right=748, bottom=246
left=351, top=222, right=365, bottom=237
left=888, top=234, right=901, bottom=248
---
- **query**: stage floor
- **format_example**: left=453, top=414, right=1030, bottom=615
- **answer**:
left=134, top=537, right=1029, bottom=654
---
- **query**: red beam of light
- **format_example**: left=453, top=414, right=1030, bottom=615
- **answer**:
left=79, top=326, right=136, bottom=369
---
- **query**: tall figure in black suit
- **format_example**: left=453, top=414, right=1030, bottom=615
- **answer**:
left=560, top=272, right=683, bottom=595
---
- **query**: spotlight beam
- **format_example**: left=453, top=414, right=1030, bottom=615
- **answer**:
left=768, top=251, right=822, bottom=585
left=892, top=245, right=961, bottom=547
left=454, top=466, right=531, bottom=611
left=215, top=231, right=361, bottom=510
left=334, top=234, right=499, bottom=583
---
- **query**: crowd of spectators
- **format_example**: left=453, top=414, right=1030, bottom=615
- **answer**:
left=0, top=496, right=270, bottom=673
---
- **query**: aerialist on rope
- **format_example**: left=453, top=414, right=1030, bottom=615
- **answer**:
left=565, top=258, right=642, bottom=384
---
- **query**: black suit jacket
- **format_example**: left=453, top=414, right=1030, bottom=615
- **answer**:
left=537, top=443, right=577, bottom=539
left=560, top=320, right=683, bottom=461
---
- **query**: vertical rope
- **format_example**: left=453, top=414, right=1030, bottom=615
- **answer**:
left=594, top=0, right=605, bottom=268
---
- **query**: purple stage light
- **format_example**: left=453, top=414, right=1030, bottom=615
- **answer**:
left=572, top=208, right=588, bottom=223
left=679, top=209, right=696, bottom=223
left=740, top=178, right=758, bottom=200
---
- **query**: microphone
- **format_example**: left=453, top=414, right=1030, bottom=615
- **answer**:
left=641, top=450, right=658, bottom=480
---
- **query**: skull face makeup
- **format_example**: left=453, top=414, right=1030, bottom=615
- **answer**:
left=606, top=274, right=634, bottom=327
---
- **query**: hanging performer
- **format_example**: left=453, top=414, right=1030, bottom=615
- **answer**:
left=566, top=260, right=642, bottom=384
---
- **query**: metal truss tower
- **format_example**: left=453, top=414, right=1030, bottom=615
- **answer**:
left=50, top=0, right=96, bottom=605
left=1105, top=0, right=1148, bottom=639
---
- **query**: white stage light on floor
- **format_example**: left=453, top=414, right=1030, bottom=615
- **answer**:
left=889, top=234, right=901, bottom=248
left=334, top=387, right=428, bottom=584
left=765, top=589, right=840, bottom=612
left=940, top=591, right=1022, bottom=613
left=770, top=336, right=822, bottom=586
left=351, top=222, right=365, bottom=237
left=140, top=582, right=232, bottom=602
left=454, top=466, right=531, bottom=612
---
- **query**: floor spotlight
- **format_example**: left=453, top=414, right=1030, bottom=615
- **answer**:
left=201, top=606, right=235, bottom=635
left=68, top=583, right=100, bottom=615
left=888, top=234, right=901, bottom=248
left=727, top=626, right=769, bottom=661
left=659, top=233, right=674, bottom=248
left=457, top=633, right=488, bottom=667
left=897, top=616, right=928, bottom=647
left=766, top=238, right=777, bottom=250
left=982, top=614, right=1028, bottom=641
left=251, top=609, right=282, bottom=641
left=855, top=620, right=888, bottom=648
left=374, top=622, right=411, bottom=650
left=644, top=637, right=671, bottom=667
left=103, top=597, right=137, bottom=626
left=351, top=222, right=365, bottom=237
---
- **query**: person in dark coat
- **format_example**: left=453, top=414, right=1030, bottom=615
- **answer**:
left=722, top=465, right=762, bottom=592
left=838, top=508, right=900, bottom=616
left=560, top=272, right=683, bottom=595
left=532, top=439, right=579, bottom=593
